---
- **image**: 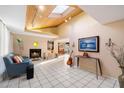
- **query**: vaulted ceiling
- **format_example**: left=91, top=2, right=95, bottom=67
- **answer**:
left=0, top=5, right=124, bottom=38
left=79, top=5, right=124, bottom=24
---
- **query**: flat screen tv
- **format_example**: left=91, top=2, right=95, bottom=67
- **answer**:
left=78, top=36, right=99, bottom=52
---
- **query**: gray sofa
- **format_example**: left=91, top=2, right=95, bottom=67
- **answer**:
left=3, top=54, right=32, bottom=78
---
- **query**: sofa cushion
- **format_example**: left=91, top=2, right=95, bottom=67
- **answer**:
left=12, top=56, right=20, bottom=64
left=6, top=55, right=13, bottom=64
left=16, top=56, right=23, bottom=63
left=19, top=56, right=24, bottom=61
left=22, top=58, right=31, bottom=63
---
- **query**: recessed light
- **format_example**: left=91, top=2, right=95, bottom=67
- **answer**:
left=65, top=20, right=68, bottom=23
left=69, top=17, right=71, bottom=20
left=39, top=5, right=45, bottom=11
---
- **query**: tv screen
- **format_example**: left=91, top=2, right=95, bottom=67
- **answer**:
left=78, top=36, right=99, bottom=52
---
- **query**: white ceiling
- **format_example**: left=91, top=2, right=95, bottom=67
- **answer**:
left=0, top=5, right=26, bottom=32
left=79, top=5, right=124, bottom=24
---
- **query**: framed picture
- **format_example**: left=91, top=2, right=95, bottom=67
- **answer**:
left=78, top=36, right=99, bottom=52
left=58, top=42, right=64, bottom=54
left=47, top=40, right=54, bottom=50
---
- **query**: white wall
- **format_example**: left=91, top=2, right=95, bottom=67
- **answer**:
left=9, top=33, right=13, bottom=52
left=58, top=13, right=124, bottom=78
left=13, top=33, right=54, bottom=57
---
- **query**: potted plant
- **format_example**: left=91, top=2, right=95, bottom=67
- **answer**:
left=16, top=38, right=24, bottom=56
left=107, top=43, right=124, bottom=88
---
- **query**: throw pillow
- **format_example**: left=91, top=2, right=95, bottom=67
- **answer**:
left=19, top=56, right=24, bottom=61
left=16, top=56, right=22, bottom=63
left=12, top=56, right=20, bottom=64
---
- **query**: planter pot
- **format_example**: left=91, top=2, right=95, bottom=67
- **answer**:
left=118, top=67, right=124, bottom=88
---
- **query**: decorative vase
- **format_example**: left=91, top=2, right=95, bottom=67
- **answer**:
left=118, top=67, right=124, bottom=88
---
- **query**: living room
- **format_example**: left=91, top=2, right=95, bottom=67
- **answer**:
left=0, top=4, right=124, bottom=89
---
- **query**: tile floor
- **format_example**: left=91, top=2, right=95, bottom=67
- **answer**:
left=0, top=59, right=120, bottom=88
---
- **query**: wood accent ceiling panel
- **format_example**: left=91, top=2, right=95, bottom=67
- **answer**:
left=25, top=5, right=83, bottom=31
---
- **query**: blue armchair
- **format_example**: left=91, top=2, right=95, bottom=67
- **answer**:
left=3, top=54, right=32, bottom=78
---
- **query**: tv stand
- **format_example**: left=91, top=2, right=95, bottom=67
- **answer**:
left=75, top=55, right=102, bottom=79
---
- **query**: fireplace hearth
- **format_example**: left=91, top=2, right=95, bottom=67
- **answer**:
left=30, top=49, right=41, bottom=59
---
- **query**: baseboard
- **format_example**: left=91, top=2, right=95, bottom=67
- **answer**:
left=0, top=75, right=3, bottom=81
left=102, top=74, right=118, bottom=80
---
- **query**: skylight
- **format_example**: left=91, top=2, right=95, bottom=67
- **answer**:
left=52, top=5, right=69, bottom=14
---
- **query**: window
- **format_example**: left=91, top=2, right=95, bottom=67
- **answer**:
left=0, top=20, right=10, bottom=56
left=52, top=5, right=69, bottom=14
left=0, top=19, right=10, bottom=76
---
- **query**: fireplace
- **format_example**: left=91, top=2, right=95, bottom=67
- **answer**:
left=30, top=49, right=41, bottom=58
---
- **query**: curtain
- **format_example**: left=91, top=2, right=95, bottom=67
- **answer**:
left=0, top=19, right=10, bottom=81
left=0, top=20, right=10, bottom=56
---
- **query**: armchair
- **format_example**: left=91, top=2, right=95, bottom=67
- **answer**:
left=3, top=54, right=32, bottom=78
